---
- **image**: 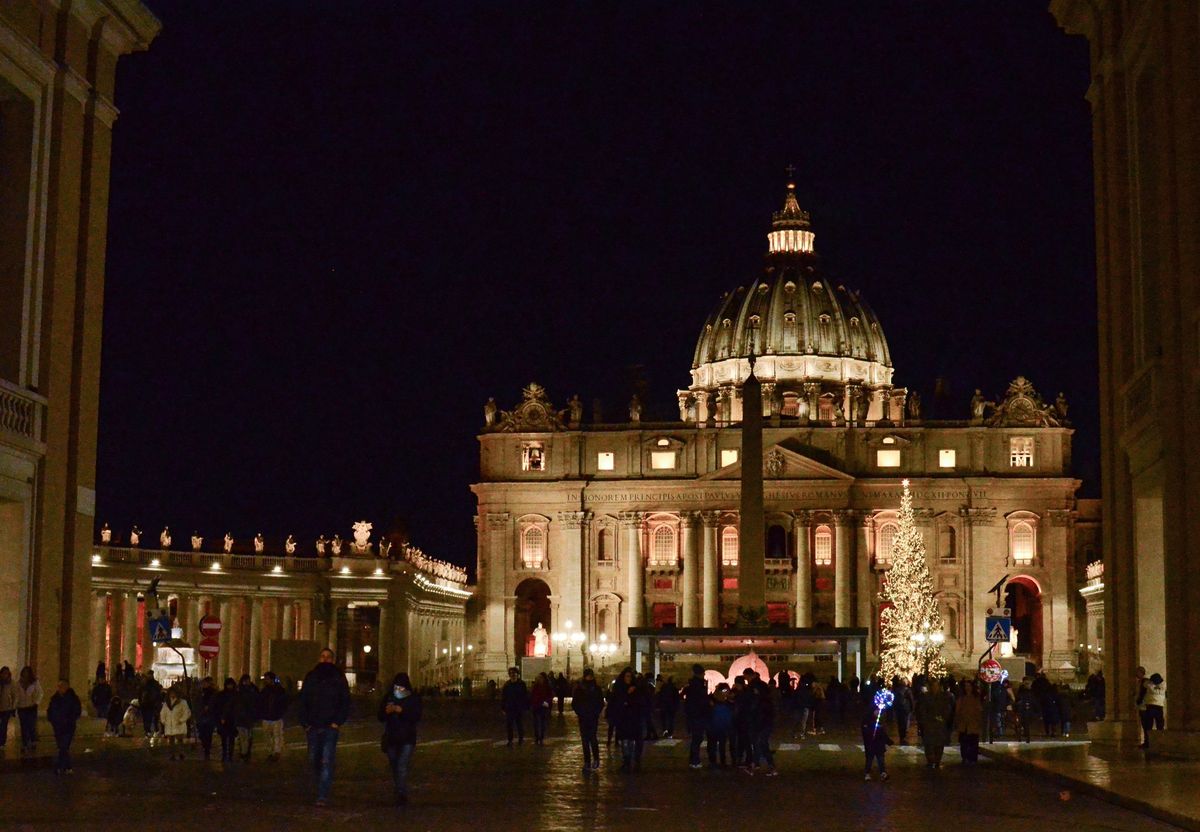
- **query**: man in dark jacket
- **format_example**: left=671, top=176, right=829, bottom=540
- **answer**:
left=259, top=671, right=289, bottom=762
left=235, top=674, right=260, bottom=762
left=500, top=667, right=529, bottom=746
left=140, top=676, right=162, bottom=737
left=379, top=672, right=423, bottom=805
left=571, top=668, right=605, bottom=772
left=298, top=648, right=351, bottom=807
left=682, top=664, right=711, bottom=768
left=90, top=677, right=113, bottom=718
left=47, top=679, right=82, bottom=774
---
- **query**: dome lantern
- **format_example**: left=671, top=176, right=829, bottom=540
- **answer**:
left=768, top=176, right=815, bottom=255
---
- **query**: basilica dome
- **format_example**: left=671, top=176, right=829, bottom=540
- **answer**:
left=680, top=181, right=897, bottom=424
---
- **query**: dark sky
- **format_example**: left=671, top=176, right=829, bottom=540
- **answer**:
left=97, top=2, right=1097, bottom=571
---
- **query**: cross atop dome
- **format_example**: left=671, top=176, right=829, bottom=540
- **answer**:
left=769, top=167, right=814, bottom=254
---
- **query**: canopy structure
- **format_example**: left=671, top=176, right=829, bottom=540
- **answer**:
left=626, top=626, right=869, bottom=681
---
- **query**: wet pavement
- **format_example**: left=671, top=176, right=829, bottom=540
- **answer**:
left=982, top=741, right=1200, bottom=831
left=0, top=702, right=1181, bottom=831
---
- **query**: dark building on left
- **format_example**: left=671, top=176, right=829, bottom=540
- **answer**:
left=0, top=1, right=159, bottom=684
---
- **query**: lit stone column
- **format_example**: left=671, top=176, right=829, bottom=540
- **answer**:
left=681, top=512, right=701, bottom=627
left=105, top=594, right=120, bottom=677
left=328, top=602, right=341, bottom=652
left=794, top=512, right=812, bottom=627
left=857, top=514, right=874, bottom=634
left=139, top=593, right=154, bottom=671
left=249, top=598, right=264, bottom=680
left=217, top=599, right=232, bottom=682
left=701, top=511, right=720, bottom=627
left=377, top=602, right=389, bottom=677
left=123, top=591, right=138, bottom=670
left=174, top=593, right=189, bottom=638
left=89, top=592, right=108, bottom=680
left=282, top=601, right=295, bottom=641
left=186, top=597, right=201, bottom=641
left=556, top=511, right=587, bottom=633
left=484, top=513, right=511, bottom=671
left=834, top=511, right=852, bottom=628
left=620, top=512, right=644, bottom=628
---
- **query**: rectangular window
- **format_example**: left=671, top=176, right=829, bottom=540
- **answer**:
left=597, top=452, right=614, bottom=471
left=876, top=449, right=901, bottom=468
left=720, top=449, right=739, bottom=467
left=814, top=527, right=833, bottom=566
left=722, top=577, right=739, bottom=590
left=939, top=449, right=956, bottom=468
left=1010, top=437, right=1034, bottom=467
left=650, top=451, right=676, bottom=470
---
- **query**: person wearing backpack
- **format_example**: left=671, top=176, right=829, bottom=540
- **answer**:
left=379, top=672, right=423, bottom=806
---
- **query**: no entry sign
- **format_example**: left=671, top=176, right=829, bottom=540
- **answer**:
left=198, top=615, right=222, bottom=639
left=197, top=637, right=220, bottom=663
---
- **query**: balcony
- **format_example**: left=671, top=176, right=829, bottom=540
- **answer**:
left=0, top=379, right=46, bottom=452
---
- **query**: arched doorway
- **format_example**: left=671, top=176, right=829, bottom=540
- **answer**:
left=1005, top=577, right=1043, bottom=665
left=514, top=578, right=551, bottom=659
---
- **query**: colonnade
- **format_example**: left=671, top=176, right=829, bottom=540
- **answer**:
left=89, top=590, right=314, bottom=682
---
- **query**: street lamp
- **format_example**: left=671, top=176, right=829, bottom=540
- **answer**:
left=909, top=622, right=945, bottom=678
left=552, top=619, right=586, bottom=677
left=588, top=632, right=617, bottom=673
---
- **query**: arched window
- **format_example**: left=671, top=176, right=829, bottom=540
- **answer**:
left=721, top=526, right=739, bottom=566
left=767, top=524, right=788, bottom=559
left=597, top=527, right=613, bottom=562
left=945, top=605, right=959, bottom=640
left=939, top=525, right=957, bottom=562
left=596, top=608, right=609, bottom=638
left=876, top=522, right=898, bottom=565
left=650, top=525, right=677, bottom=566
left=521, top=526, right=545, bottom=569
left=814, top=525, right=832, bottom=566
left=1011, top=522, right=1035, bottom=565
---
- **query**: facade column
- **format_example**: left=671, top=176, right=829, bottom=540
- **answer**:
left=328, top=602, right=341, bottom=653
left=556, top=511, right=587, bottom=633
left=377, top=602, right=390, bottom=678
left=107, top=593, right=122, bottom=678
left=282, top=601, right=295, bottom=641
left=834, top=511, right=852, bottom=627
left=174, top=593, right=189, bottom=638
left=298, top=599, right=312, bottom=642
left=793, top=511, right=812, bottom=627
left=620, top=512, right=644, bottom=628
left=484, top=513, right=511, bottom=672
left=122, top=591, right=138, bottom=670
left=214, top=599, right=229, bottom=682
left=701, top=511, right=720, bottom=627
left=249, top=598, right=264, bottom=680
left=857, top=513, right=874, bottom=636
left=89, top=592, right=107, bottom=681
left=681, top=512, right=701, bottom=627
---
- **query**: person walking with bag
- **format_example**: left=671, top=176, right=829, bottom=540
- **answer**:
left=571, top=668, right=605, bottom=773
left=379, top=672, right=423, bottom=806
left=15, top=666, right=42, bottom=755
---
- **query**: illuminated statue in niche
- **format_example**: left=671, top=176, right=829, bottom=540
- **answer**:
left=532, top=623, right=549, bottom=657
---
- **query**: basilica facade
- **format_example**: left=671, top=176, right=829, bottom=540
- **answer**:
left=469, top=182, right=1099, bottom=681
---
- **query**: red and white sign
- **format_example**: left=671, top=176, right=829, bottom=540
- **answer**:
left=979, top=658, right=1004, bottom=684
left=198, top=615, right=222, bottom=639
left=196, top=637, right=220, bottom=663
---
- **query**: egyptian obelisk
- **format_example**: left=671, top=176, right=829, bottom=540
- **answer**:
left=739, top=355, right=766, bottom=613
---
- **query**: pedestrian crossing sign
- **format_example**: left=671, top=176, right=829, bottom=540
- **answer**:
left=985, top=615, right=1012, bottom=643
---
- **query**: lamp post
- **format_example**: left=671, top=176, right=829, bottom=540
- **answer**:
left=588, top=633, right=617, bottom=677
left=552, top=619, right=586, bottom=677
left=909, top=622, right=945, bottom=678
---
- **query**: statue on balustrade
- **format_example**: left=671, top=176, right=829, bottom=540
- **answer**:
left=331, top=535, right=343, bottom=556
left=1054, top=392, right=1069, bottom=422
left=352, top=521, right=373, bottom=554
left=223, top=533, right=234, bottom=553
left=568, top=394, right=583, bottom=425
left=316, top=535, right=327, bottom=556
left=629, top=395, right=642, bottom=423
left=285, top=535, right=297, bottom=555
left=970, top=388, right=993, bottom=422
left=100, top=523, right=112, bottom=543
left=906, top=391, right=921, bottom=420
left=129, top=526, right=141, bottom=547
left=379, top=538, right=393, bottom=559
left=160, top=527, right=171, bottom=549
left=254, top=533, right=265, bottom=553
left=484, top=397, right=498, bottom=427
left=191, top=532, right=202, bottom=551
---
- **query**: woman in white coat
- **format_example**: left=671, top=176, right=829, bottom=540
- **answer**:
left=160, top=687, right=192, bottom=760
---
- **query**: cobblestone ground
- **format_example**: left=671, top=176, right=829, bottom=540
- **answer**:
left=0, top=701, right=1176, bottom=832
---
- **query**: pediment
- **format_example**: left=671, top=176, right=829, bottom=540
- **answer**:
left=702, top=443, right=854, bottom=482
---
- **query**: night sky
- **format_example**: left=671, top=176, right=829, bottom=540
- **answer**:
left=97, top=2, right=1097, bottom=571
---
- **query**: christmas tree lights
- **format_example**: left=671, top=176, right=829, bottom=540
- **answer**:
left=878, top=479, right=946, bottom=681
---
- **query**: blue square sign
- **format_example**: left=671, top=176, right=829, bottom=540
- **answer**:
left=985, top=616, right=1012, bottom=643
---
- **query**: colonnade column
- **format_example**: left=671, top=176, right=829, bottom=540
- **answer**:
left=89, top=592, right=107, bottom=680
left=856, top=514, right=875, bottom=638
left=834, top=511, right=852, bottom=628
left=701, top=511, right=720, bottom=627
left=217, top=599, right=231, bottom=682
left=107, top=593, right=123, bottom=677
left=122, top=591, right=138, bottom=670
left=328, top=602, right=342, bottom=653
left=681, top=512, right=701, bottom=627
left=793, top=511, right=812, bottom=627
left=139, top=592, right=154, bottom=671
left=377, top=602, right=390, bottom=678
left=282, top=601, right=295, bottom=641
left=249, top=598, right=264, bottom=680
left=620, top=512, right=644, bottom=629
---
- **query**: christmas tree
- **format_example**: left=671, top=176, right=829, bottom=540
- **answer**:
left=878, top=479, right=946, bottom=681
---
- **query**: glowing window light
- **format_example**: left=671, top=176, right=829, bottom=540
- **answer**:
left=597, top=452, right=615, bottom=471
left=876, top=449, right=901, bottom=468
left=813, top=525, right=832, bottom=566
left=650, top=451, right=676, bottom=470
left=721, top=526, right=739, bottom=566
left=720, top=449, right=739, bottom=467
